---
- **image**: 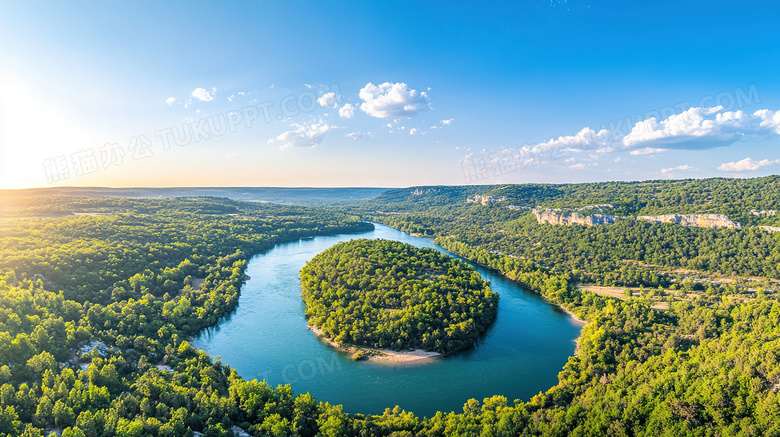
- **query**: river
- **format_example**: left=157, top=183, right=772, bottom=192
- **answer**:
left=192, top=223, right=583, bottom=418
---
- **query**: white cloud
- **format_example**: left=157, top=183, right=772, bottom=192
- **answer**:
left=409, top=128, right=418, bottom=135
left=629, top=147, right=664, bottom=155
left=165, top=97, right=176, bottom=106
left=521, top=127, right=611, bottom=160
left=346, top=131, right=372, bottom=141
left=472, top=128, right=613, bottom=170
left=660, top=164, right=695, bottom=174
left=717, top=157, right=779, bottom=172
left=191, top=88, right=213, bottom=102
left=317, top=92, right=338, bottom=108
left=338, top=103, right=355, bottom=119
left=754, top=109, right=780, bottom=134
left=431, top=118, right=453, bottom=130
left=268, top=119, right=332, bottom=149
left=622, top=106, right=780, bottom=150
left=359, top=82, right=430, bottom=118
left=467, top=105, right=780, bottom=172
left=569, top=162, right=598, bottom=170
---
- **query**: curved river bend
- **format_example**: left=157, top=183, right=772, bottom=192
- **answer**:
left=193, top=223, right=582, bottom=417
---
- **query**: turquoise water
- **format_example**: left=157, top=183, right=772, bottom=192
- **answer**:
left=193, top=223, right=583, bottom=418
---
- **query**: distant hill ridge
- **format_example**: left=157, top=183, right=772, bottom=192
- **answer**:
left=373, top=175, right=775, bottom=209
left=0, top=186, right=392, bottom=206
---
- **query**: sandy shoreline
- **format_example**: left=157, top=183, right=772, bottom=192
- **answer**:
left=369, top=347, right=442, bottom=364
left=307, top=324, right=442, bottom=364
left=558, top=305, right=587, bottom=325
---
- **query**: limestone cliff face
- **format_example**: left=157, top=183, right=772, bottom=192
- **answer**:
left=760, top=226, right=780, bottom=233
left=533, top=209, right=617, bottom=226
left=637, top=214, right=741, bottom=229
left=533, top=210, right=742, bottom=229
left=467, top=195, right=507, bottom=206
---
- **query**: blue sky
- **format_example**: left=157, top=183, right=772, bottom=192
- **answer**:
left=1, top=1, right=780, bottom=188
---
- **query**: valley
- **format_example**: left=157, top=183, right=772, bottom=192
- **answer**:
left=2, top=177, right=780, bottom=435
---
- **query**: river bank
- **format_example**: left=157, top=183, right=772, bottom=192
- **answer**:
left=544, top=297, right=588, bottom=356
left=497, top=271, right=587, bottom=354
left=307, top=324, right=442, bottom=364
left=558, top=305, right=586, bottom=325
left=546, top=304, right=586, bottom=355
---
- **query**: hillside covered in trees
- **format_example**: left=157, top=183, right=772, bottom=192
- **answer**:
left=367, top=176, right=780, bottom=221
left=300, top=239, right=498, bottom=354
left=363, top=176, right=780, bottom=293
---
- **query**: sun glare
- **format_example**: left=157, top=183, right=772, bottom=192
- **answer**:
left=0, top=76, right=101, bottom=189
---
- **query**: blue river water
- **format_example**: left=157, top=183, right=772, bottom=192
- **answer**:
left=193, top=223, right=583, bottom=418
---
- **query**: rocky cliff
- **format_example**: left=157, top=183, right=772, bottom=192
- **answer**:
left=533, top=209, right=617, bottom=226
left=533, top=210, right=743, bottom=229
left=637, top=214, right=741, bottom=229
left=467, top=195, right=507, bottom=206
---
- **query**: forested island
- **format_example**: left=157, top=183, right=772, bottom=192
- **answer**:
left=2, top=176, right=780, bottom=435
left=300, top=239, right=498, bottom=357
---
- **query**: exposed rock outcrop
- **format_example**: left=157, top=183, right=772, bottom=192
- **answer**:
left=760, top=226, right=780, bottom=233
left=553, top=204, right=614, bottom=212
left=533, top=209, right=617, bottom=226
left=79, top=340, right=109, bottom=357
left=534, top=210, right=742, bottom=230
left=637, top=214, right=741, bottom=229
left=467, top=194, right=507, bottom=205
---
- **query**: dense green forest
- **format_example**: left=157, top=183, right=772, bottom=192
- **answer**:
left=2, top=177, right=780, bottom=435
left=300, top=239, right=497, bottom=354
